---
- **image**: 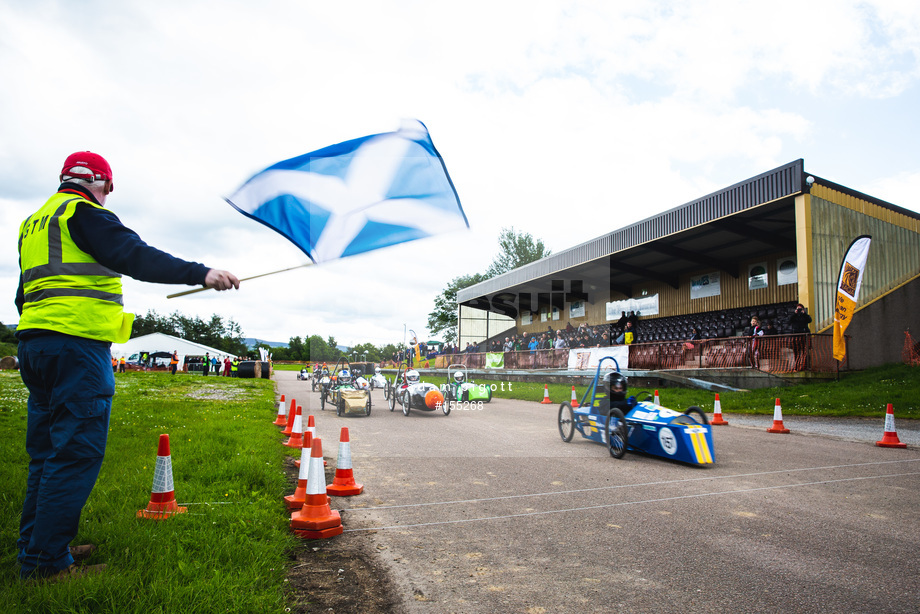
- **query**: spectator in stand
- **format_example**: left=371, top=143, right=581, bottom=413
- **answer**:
left=689, top=327, right=701, bottom=341
left=627, top=311, right=639, bottom=330
left=599, top=330, right=610, bottom=347
left=788, top=303, right=812, bottom=371
left=565, top=321, right=574, bottom=333
left=528, top=334, right=539, bottom=354
left=615, top=311, right=628, bottom=336
left=502, top=337, right=513, bottom=352
left=748, top=316, right=764, bottom=368
left=616, top=321, right=635, bottom=345
left=554, top=331, right=568, bottom=350
left=763, top=321, right=778, bottom=336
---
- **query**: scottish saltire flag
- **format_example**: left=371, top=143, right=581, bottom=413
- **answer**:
left=226, top=120, right=468, bottom=263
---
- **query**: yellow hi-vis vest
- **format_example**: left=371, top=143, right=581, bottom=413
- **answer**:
left=18, top=192, right=134, bottom=343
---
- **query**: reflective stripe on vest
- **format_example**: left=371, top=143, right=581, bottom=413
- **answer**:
left=18, top=193, right=134, bottom=343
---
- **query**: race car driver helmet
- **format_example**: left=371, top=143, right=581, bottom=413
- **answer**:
left=604, top=371, right=628, bottom=402
left=405, top=369, right=420, bottom=384
left=338, top=369, right=352, bottom=385
left=453, top=370, right=465, bottom=383
left=375, top=367, right=381, bottom=374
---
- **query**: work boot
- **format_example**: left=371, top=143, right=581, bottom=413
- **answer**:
left=49, top=563, right=107, bottom=582
left=69, top=544, right=97, bottom=562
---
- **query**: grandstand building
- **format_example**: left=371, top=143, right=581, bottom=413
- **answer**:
left=456, top=159, right=920, bottom=372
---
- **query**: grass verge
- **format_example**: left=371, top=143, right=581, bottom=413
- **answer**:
left=424, top=363, right=920, bottom=419
left=0, top=371, right=296, bottom=613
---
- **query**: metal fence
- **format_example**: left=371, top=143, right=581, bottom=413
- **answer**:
left=397, top=334, right=837, bottom=374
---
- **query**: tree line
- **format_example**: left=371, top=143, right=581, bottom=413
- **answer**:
left=131, top=310, right=248, bottom=356
left=427, top=227, right=551, bottom=343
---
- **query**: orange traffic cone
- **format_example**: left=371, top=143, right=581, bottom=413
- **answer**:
left=654, top=390, right=660, bottom=405
left=295, top=415, right=326, bottom=468
left=137, top=434, right=188, bottom=520
left=570, top=386, right=579, bottom=408
left=272, top=394, right=288, bottom=426
left=540, top=384, right=552, bottom=404
left=327, top=428, right=364, bottom=496
left=281, top=398, right=297, bottom=435
left=876, top=404, right=907, bottom=448
left=284, top=405, right=304, bottom=449
left=711, top=393, right=729, bottom=425
left=767, top=398, right=790, bottom=433
left=290, top=438, right=343, bottom=539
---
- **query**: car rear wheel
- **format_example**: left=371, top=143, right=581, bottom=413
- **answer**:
left=337, top=398, right=344, bottom=417
left=388, top=387, right=396, bottom=412
left=607, top=408, right=628, bottom=459
left=558, top=403, right=575, bottom=442
left=320, top=392, right=326, bottom=411
left=365, top=393, right=372, bottom=416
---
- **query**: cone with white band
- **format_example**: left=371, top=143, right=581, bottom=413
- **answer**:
left=284, top=433, right=328, bottom=509
left=540, top=384, right=552, bottom=404
left=296, top=415, right=325, bottom=468
left=281, top=398, right=297, bottom=435
left=570, top=386, right=579, bottom=408
left=767, top=398, right=790, bottom=433
left=137, top=434, right=188, bottom=520
left=283, top=405, right=304, bottom=449
left=654, top=390, right=660, bottom=405
left=876, top=403, right=907, bottom=448
left=711, top=393, right=729, bottom=425
left=290, top=438, right=343, bottom=539
left=272, top=394, right=287, bottom=426
left=327, top=427, right=364, bottom=496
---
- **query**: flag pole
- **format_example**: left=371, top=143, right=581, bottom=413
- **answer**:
left=166, top=263, right=313, bottom=299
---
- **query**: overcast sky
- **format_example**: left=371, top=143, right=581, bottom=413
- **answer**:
left=2, top=1, right=919, bottom=348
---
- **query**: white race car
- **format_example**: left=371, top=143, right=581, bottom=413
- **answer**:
left=387, top=365, right=448, bottom=417
left=370, top=367, right=388, bottom=390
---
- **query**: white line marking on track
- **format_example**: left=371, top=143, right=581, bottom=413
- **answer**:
left=338, top=458, right=920, bottom=512
left=342, top=470, right=920, bottom=531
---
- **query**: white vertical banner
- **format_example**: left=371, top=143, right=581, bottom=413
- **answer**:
left=834, top=235, right=872, bottom=362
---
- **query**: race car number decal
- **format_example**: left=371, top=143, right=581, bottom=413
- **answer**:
left=659, top=427, right=678, bottom=455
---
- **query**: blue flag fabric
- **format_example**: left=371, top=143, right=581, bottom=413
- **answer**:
left=226, top=120, right=468, bottom=263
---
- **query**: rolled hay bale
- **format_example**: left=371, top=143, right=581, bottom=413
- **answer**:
left=237, top=360, right=262, bottom=379
left=0, top=356, right=18, bottom=370
left=259, top=361, right=272, bottom=379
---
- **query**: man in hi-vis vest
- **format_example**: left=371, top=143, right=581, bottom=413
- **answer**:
left=15, top=152, right=239, bottom=581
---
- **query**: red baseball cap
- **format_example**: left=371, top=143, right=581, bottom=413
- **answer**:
left=60, top=151, right=113, bottom=184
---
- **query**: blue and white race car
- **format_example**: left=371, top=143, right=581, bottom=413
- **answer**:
left=557, top=357, right=715, bottom=466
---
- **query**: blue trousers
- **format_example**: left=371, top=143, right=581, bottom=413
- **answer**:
left=17, top=334, right=114, bottom=579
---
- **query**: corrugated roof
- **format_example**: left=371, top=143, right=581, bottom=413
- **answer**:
left=459, top=159, right=805, bottom=303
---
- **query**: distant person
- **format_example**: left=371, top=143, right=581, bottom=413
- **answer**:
left=789, top=303, right=813, bottom=371
left=748, top=316, right=764, bottom=368
left=14, top=151, right=238, bottom=580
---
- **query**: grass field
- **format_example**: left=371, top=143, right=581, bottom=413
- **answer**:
left=2, top=362, right=915, bottom=612
left=419, top=363, right=920, bottom=419
left=0, top=371, right=295, bottom=614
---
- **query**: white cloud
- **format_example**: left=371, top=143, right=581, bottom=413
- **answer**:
left=2, top=0, right=919, bottom=346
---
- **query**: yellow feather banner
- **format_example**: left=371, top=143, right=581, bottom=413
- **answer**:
left=833, top=236, right=872, bottom=362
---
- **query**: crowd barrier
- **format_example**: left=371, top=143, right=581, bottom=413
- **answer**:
left=387, top=334, right=836, bottom=374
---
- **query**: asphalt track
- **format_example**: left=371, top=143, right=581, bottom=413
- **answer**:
left=277, top=372, right=920, bottom=613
